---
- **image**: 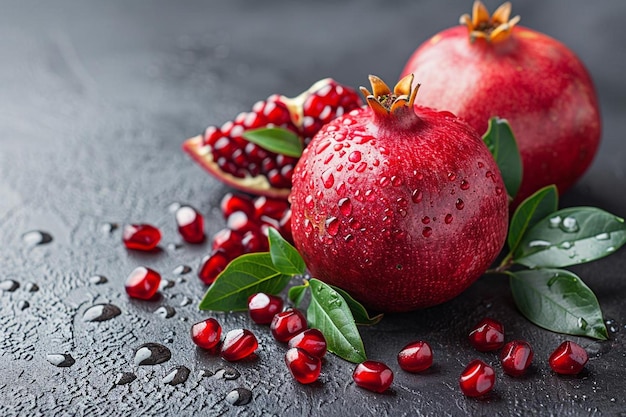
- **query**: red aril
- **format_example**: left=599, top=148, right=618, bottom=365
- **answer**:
left=220, top=192, right=255, bottom=219
left=288, top=329, right=327, bottom=358
left=197, top=250, right=229, bottom=285
left=175, top=205, right=205, bottom=244
left=401, top=1, right=601, bottom=205
left=284, top=347, right=322, bottom=384
left=468, top=318, right=505, bottom=352
left=247, top=292, right=284, bottom=325
left=270, top=309, right=307, bottom=342
left=397, top=341, right=433, bottom=373
left=122, top=224, right=161, bottom=251
left=500, top=340, right=533, bottom=377
left=220, top=329, right=258, bottom=362
left=211, top=228, right=244, bottom=254
left=352, top=361, right=394, bottom=393
left=290, top=75, right=508, bottom=312
left=190, top=318, right=222, bottom=350
left=459, top=359, right=495, bottom=397
left=125, top=267, right=161, bottom=300
left=548, top=341, right=588, bottom=375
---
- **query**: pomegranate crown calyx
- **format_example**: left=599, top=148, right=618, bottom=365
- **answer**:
left=359, top=74, right=419, bottom=118
left=460, top=1, right=521, bottom=43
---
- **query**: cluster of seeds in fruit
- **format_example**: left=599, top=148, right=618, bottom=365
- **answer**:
left=198, top=193, right=292, bottom=285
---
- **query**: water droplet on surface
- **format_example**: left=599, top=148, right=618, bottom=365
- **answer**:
left=83, top=304, right=122, bottom=322
left=168, top=202, right=182, bottom=213
left=216, top=367, right=241, bottom=380
left=134, top=343, right=171, bottom=366
left=548, top=216, right=561, bottom=228
left=444, top=214, right=453, bottom=224
left=18, top=300, right=30, bottom=310
left=24, top=282, right=39, bottom=292
left=114, top=372, right=137, bottom=386
left=179, top=296, right=193, bottom=307
left=163, top=366, right=191, bottom=386
left=326, top=217, right=340, bottom=236
left=321, top=169, right=334, bottom=189
left=411, top=190, right=423, bottom=204
left=159, top=279, right=175, bottom=291
left=595, top=233, right=610, bottom=241
left=22, top=230, right=53, bottom=246
left=455, top=198, right=464, bottom=210
left=88, top=275, right=108, bottom=285
left=225, top=388, right=252, bottom=406
left=422, top=227, right=432, bottom=238
left=460, top=180, right=470, bottom=190
left=199, top=369, right=214, bottom=378
left=173, top=265, right=192, bottom=275
left=578, top=317, right=588, bottom=330
left=101, top=222, right=119, bottom=233
left=47, top=353, right=75, bottom=367
left=560, top=216, right=579, bottom=233
left=529, top=240, right=551, bottom=248
left=606, top=246, right=616, bottom=253
left=0, top=279, right=19, bottom=292
left=348, top=151, right=362, bottom=163
left=154, top=306, right=176, bottom=319
left=547, top=274, right=559, bottom=287
left=559, top=241, right=574, bottom=249
left=421, top=216, right=430, bottom=224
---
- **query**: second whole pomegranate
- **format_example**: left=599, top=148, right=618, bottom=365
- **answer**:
left=290, top=75, right=508, bottom=312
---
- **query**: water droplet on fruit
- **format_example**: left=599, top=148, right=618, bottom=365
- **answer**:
left=460, top=180, right=470, bottom=190
left=478, top=161, right=484, bottom=169
left=349, top=218, right=360, bottom=229
left=549, top=216, right=562, bottom=228
left=336, top=182, right=347, bottom=196
left=455, top=199, right=465, bottom=210
left=448, top=173, right=456, bottom=181
left=529, top=240, right=551, bottom=248
left=422, top=227, right=432, bottom=238
left=421, top=216, right=430, bottom=224
left=47, top=353, right=75, bottom=367
left=344, top=234, right=354, bottom=243
left=560, top=216, right=579, bottom=233
left=495, top=187, right=504, bottom=196
left=134, top=343, right=171, bottom=366
left=0, top=279, right=19, bottom=292
left=333, top=143, right=343, bottom=152
left=225, top=388, right=252, bottom=406
left=445, top=214, right=453, bottom=224
left=326, top=217, right=339, bottom=236
left=365, top=189, right=375, bottom=201
left=304, top=219, right=313, bottom=234
left=154, top=306, right=176, bottom=319
left=595, top=232, right=610, bottom=241
left=83, top=304, right=122, bottom=322
left=356, top=162, right=368, bottom=173
left=348, top=151, right=362, bottom=163
left=316, top=140, right=331, bottom=155
left=391, top=176, right=403, bottom=187
left=379, top=176, right=390, bottom=188
left=88, top=275, right=108, bottom=285
left=163, top=366, right=191, bottom=386
left=411, top=190, right=423, bottom=204
left=305, top=195, right=315, bottom=210
left=22, top=230, right=53, bottom=246
left=338, top=198, right=352, bottom=216
left=379, top=146, right=389, bottom=155
left=114, top=372, right=137, bottom=386
left=321, top=169, right=334, bottom=189
left=578, top=317, right=588, bottom=330
left=354, top=190, right=364, bottom=202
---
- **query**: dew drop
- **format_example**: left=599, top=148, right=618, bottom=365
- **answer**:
left=495, top=187, right=504, bottom=196
left=348, top=218, right=360, bottom=229
left=114, top=372, right=137, bottom=386
left=336, top=182, right=347, bottom=196
left=0, top=279, right=20, bottom=292
left=22, top=231, right=53, bottom=246
left=101, top=222, right=119, bottom=233
left=379, top=146, right=389, bottom=155
left=154, top=305, right=176, bottom=319
left=455, top=198, right=465, bottom=210
left=88, top=275, right=108, bottom=285
left=173, top=265, right=192, bottom=275
left=448, top=173, right=456, bottom=181
left=422, top=227, right=432, bottom=238
left=216, top=366, right=241, bottom=380
left=391, top=176, right=403, bottom=187
left=338, top=198, right=352, bottom=216
left=24, top=282, right=39, bottom=292
left=321, top=169, right=334, bottom=189
left=421, top=216, right=430, bottom=225
left=379, top=176, right=390, bottom=187
left=578, top=317, right=588, bottom=330
left=560, top=216, right=579, bottom=233
left=304, top=219, right=313, bottom=234
left=478, top=161, right=484, bottom=169
left=595, top=232, right=610, bottom=241
left=529, top=240, right=551, bottom=248
left=444, top=214, right=453, bottom=224
left=348, top=151, right=362, bottom=163
left=159, top=279, right=175, bottom=291
left=344, top=234, right=354, bottom=243
left=134, top=343, right=171, bottom=366
left=315, top=140, right=331, bottom=155
left=333, top=143, right=343, bottom=152
left=354, top=190, right=364, bottom=202
left=83, top=303, right=122, bottom=322
left=559, top=241, right=574, bottom=250
left=18, top=300, right=30, bottom=310
left=460, top=180, right=470, bottom=190
left=411, top=190, right=423, bottom=204
left=365, top=189, right=375, bottom=201
left=547, top=274, right=559, bottom=287
left=355, top=162, right=368, bottom=173
left=163, top=366, right=191, bottom=386
left=226, top=388, right=252, bottom=406
left=47, top=353, right=75, bottom=368
left=548, top=216, right=561, bottom=228
left=605, top=319, right=619, bottom=334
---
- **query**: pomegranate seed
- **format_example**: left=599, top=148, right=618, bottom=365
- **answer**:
left=500, top=340, right=534, bottom=377
left=279, top=209, right=293, bottom=242
left=220, top=329, right=258, bottom=362
left=352, top=361, right=394, bottom=393
left=190, top=318, right=222, bottom=350
left=198, top=250, right=230, bottom=285
left=248, top=292, right=283, bottom=324
left=227, top=211, right=260, bottom=234
left=254, top=196, right=289, bottom=219
left=175, top=205, right=205, bottom=244
left=211, top=228, right=245, bottom=255
left=241, top=230, right=269, bottom=253
left=285, top=347, right=322, bottom=384
left=468, top=318, right=505, bottom=352
left=459, top=360, right=496, bottom=397
left=397, top=341, right=433, bottom=373
left=125, top=267, right=161, bottom=300
left=270, top=309, right=307, bottom=342
left=549, top=341, right=588, bottom=375
left=288, top=329, right=327, bottom=358
left=220, top=193, right=255, bottom=219
left=122, top=224, right=161, bottom=251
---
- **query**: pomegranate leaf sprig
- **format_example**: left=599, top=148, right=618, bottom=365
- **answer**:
left=485, top=118, right=626, bottom=340
left=199, top=227, right=370, bottom=363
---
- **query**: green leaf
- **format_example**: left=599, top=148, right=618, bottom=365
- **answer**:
left=330, top=285, right=383, bottom=325
left=513, top=207, right=626, bottom=268
left=198, top=252, right=291, bottom=311
left=242, top=127, right=303, bottom=158
left=508, top=185, right=559, bottom=253
left=288, top=284, right=309, bottom=308
left=268, top=227, right=306, bottom=276
left=509, top=269, right=608, bottom=340
left=482, top=117, right=523, bottom=199
left=307, top=279, right=367, bottom=363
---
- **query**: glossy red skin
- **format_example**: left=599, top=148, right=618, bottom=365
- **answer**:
left=401, top=25, right=601, bottom=206
left=247, top=292, right=284, bottom=324
left=291, top=106, right=508, bottom=312
left=549, top=340, right=588, bottom=375
left=352, top=361, right=394, bottom=393
left=397, top=340, right=433, bottom=373
left=125, top=266, right=161, bottom=300
left=122, top=224, right=161, bottom=251
left=190, top=318, right=222, bottom=350
left=500, top=340, right=533, bottom=377
left=468, top=318, right=505, bottom=352
left=288, top=328, right=327, bottom=358
left=284, top=347, right=322, bottom=384
left=220, top=329, right=258, bottom=362
left=459, top=359, right=495, bottom=397
left=270, top=309, right=308, bottom=342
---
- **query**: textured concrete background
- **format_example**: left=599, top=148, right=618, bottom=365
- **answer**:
left=1, top=1, right=625, bottom=415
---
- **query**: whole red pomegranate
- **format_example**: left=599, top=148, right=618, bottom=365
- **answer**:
left=400, top=1, right=601, bottom=205
left=290, top=75, right=508, bottom=312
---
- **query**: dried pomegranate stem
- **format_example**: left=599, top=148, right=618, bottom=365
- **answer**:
left=459, top=1, right=521, bottom=43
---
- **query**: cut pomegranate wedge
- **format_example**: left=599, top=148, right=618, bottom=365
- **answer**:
left=183, top=78, right=361, bottom=198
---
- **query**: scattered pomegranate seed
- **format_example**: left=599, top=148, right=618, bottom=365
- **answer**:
left=285, top=347, right=322, bottom=384
left=459, top=359, right=496, bottom=397
left=221, top=193, right=255, bottom=219
left=197, top=250, right=230, bottom=285
left=175, top=205, right=205, bottom=243
left=190, top=318, right=222, bottom=350
left=397, top=341, right=433, bottom=373
left=122, top=224, right=161, bottom=251
left=212, top=228, right=244, bottom=254
left=248, top=293, right=284, bottom=324
left=352, top=361, right=394, bottom=393
left=270, top=309, right=308, bottom=342
left=125, top=267, right=161, bottom=300
left=468, top=318, right=505, bottom=352
left=241, top=230, right=269, bottom=253
left=500, top=340, right=534, bottom=377
left=288, top=329, right=327, bottom=358
left=549, top=341, right=588, bottom=375
left=221, top=329, right=258, bottom=362
left=227, top=211, right=259, bottom=234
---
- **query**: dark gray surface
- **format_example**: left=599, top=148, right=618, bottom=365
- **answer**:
left=1, top=1, right=625, bottom=416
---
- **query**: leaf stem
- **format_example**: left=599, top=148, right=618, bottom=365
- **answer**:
left=486, top=253, right=514, bottom=275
